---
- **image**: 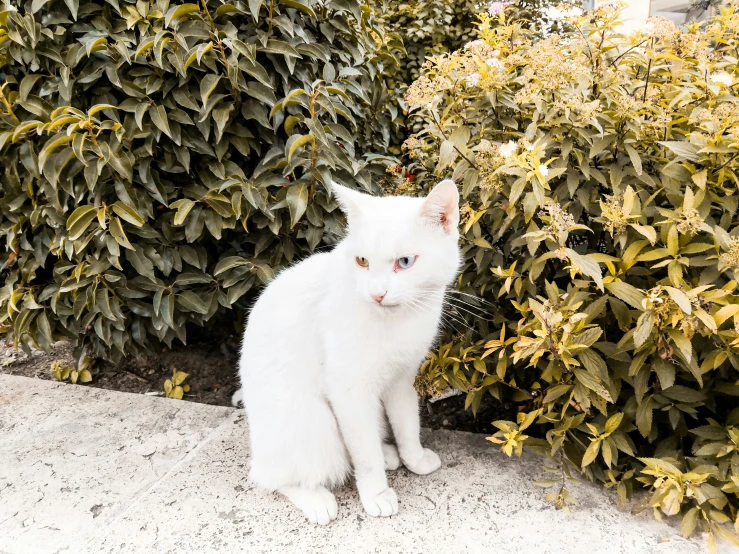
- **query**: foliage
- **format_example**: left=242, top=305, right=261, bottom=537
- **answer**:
left=164, top=368, right=189, bottom=399
left=403, top=2, right=739, bottom=546
left=50, top=357, right=92, bottom=383
left=0, top=0, right=401, bottom=364
left=376, top=0, right=478, bottom=85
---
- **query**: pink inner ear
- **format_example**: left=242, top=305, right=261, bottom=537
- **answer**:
left=422, top=181, right=459, bottom=232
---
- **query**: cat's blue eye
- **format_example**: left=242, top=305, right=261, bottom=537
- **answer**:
left=396, top=255, right=417, bottom=270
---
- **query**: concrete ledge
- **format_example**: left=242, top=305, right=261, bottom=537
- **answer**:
left=0, top=375, right=717, bottom=554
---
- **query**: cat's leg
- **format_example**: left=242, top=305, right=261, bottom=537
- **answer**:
left=382, top=442, right=400, bottom=470
left=245, top=389, right=348, bottom=525
left=277, top=485, right=338, bottom=526
left=383, top=374, right=441, bottom=475
left=328, top=389, right=398, bottom=518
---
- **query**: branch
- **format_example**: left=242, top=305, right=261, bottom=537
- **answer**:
left=429, top=110, right=477, bottom=170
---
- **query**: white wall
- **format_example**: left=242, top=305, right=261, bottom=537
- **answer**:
left=595, top=0, right=651, bottom=32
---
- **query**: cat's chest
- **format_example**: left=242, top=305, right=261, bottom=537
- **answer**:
left=325, top=306, right=440, bottom=372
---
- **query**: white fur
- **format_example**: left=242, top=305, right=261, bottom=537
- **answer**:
left=237, top=180, right=460, bottom=524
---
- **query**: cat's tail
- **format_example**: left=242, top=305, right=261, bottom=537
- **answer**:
left=231, top=388, right=244, bottom=408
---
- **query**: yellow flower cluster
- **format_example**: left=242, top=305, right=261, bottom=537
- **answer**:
left=692, top=103, right=739, bottom=139
left=540, top=202, right=576, bottom=240
left=675, top=207, right=703, bottom=235
left=401, top=136, right=422, bottom=159
left=612, top=93, right=644, bottom=120
left=475, top=139, right=507, bottom=192
left=554, top=96, right=601, bottom=123
left=639, top=107, right=674, bottom=141
left=465, top=39, right=498, bottom=60
left=645, top=286, right=707, bottom=335
left=404, top=76, right=439, bottom=110
left=720, top=236, right=739, bottom=268
left=640, top=17, right=680, bottom=44
left=679, top=315, right=700, bottom=340
left=513, top=35, right=589, bottom=104
left=404, top=31, right=512, bottom=110
left=414, top=373, right=444, bottom=399
left=644, top=286, right=675, bottom=326
left=599, top=195, right=629, bottom=235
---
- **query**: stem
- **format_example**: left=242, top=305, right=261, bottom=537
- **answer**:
left=430, top=110, right=477, bottom=170
left=610, top=39, right=649, bottom=68
left=576, top=25, right=595, bottom=65
left=642, top=57, right=652, bottom=103
left=479, top=218, right=496, bottom=244
left=309, top=92, right=318, bottom=199
left=201, top=0, right=214, bottom=27
left=497, top=378, right=533, bottom=399
left=716, top=151, right=739, bottom=172
left=642, top=39, right=655, bottom=103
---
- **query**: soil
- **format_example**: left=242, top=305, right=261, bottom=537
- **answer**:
left=1, top=339, right=241, bottom=408
left=422, top=393, right=514, bottom=435
left=1, top=340, right=512, bottom=435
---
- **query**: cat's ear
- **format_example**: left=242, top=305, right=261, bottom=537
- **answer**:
left=332, top=184, right=366, bottom=222
left=421, top=179, right=459, bottom=233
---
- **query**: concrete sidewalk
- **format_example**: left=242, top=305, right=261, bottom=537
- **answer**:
left=0, top=374, right=718, bottom=554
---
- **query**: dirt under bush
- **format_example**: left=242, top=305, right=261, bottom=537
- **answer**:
left=1, top=340, right=511, bottom=435
left=1, top=339, right=241, bottom=408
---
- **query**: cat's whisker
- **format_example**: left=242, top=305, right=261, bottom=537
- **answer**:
left=441, top=298, right=493, bottom=321
left=408, top=295, right=477, bottom=335
left=405, top=296, right=471, bottom=335
left=413, top=290, right=492, bottom=322
left=418, top=287, right=498, bottom=311
left=444, top=290, right=498, bottom=307
left=442, top=295, right=495, bottom=314
left=407, top=304, right=465, bottom=336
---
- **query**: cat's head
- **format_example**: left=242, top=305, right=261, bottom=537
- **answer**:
left=334, top=180, right=461, bottom=311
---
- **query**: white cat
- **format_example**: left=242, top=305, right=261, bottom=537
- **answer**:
left=235, top=179, right=461, bottom=525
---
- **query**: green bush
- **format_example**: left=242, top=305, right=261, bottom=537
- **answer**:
left=402, top=3, right=739, bottom=546
left=377, top=0, right=478, bottom=84
left=0, top=0, right=401, bottom=362
left=373, top=0, right=581, bottom=153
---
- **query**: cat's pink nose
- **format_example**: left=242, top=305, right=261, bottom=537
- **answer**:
left=371, top=291, right=386, bottom=304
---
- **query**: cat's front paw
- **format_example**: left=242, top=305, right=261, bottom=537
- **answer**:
left=281, top=486, right=338, bottom=526
left=361, top=488, right=398, bottom=518
left=403, top=448, right=441, bottom=475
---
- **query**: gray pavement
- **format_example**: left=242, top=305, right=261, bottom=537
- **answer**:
left=0, top=374, right=719, bottom=554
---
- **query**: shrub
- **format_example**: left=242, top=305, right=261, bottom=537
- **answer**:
left=0, top=0, right=401, bottom=362
left=402, top=2, right=739, bottom=546
left=377, top=0, right=478, bottom=85
left=373, top=0, right=582, bottom=153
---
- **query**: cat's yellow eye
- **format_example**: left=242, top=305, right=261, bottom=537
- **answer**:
left=356, top=256, right=369, bottom=268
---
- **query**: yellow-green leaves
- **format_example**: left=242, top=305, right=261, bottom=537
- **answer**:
left=403, top=4, right=739, bottom=544
left=109, top=217, right=134, bottom=250
left=1, top=0, right=402, bottom=373
left=163, top=369, right=190, bottom=400
left=487, top=418, right=531, bottom=457
left=286, top=183, right=308, bottom=228
left=50, top=359, right=92, bottom=384
left=199, top=74, right=221, bottom=108
left=286, top=133, right=314, bottom=163
left=565, top=249, right=603, bottom=291
left=164, top=3, right=200, bottom=28
left=111, top=202, right=145, bottom=227
left=605, top=282, right=645, bottom=310
left=150, top=105, right=171, bottom=138
left=66, top=205, right=99, bottom=240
